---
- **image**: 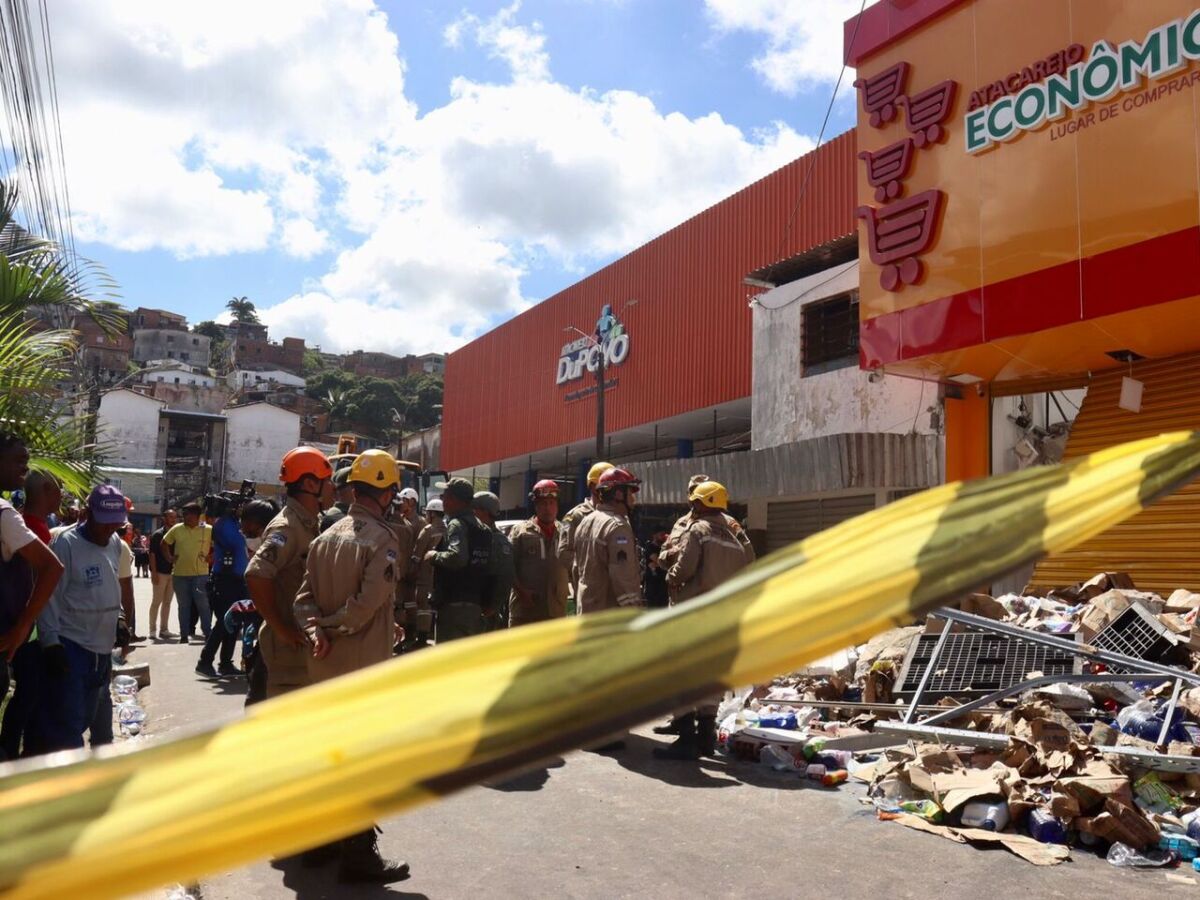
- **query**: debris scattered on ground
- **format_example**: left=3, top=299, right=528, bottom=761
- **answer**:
left=709, top=572, right=1200, bottom=870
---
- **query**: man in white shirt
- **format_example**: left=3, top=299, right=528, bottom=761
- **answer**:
left=0, top=431, right=63, bottom=664
left=39, top=484, right=128, bottom=751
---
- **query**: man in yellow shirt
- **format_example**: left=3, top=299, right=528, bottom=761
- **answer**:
left=162, top=501, right=212, bottom=644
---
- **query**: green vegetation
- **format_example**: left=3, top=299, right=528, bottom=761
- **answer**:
left=0, top=181, right=118, bottom=496
left=307, top=368, right=443, bottom=437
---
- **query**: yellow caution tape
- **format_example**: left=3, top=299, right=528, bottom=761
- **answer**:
left=1, top=431, right=1199, bottom=898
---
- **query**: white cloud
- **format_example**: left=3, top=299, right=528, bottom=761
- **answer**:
left=445, top=1, right=550, bottom=83
left=704, top=0, right=864, bottom=95
left=51, top=1, right=816, bottom=355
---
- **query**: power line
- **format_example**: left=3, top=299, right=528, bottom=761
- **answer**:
left=766, top=0, right=868, bottom=278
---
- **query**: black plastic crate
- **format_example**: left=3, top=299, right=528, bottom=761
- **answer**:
left=896, top=630, right=1082, bottom=700
left=1091, top=602, right=1180, bottom=674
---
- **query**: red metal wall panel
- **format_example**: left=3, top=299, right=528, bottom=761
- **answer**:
left=442, top=131, right=859, bottom=471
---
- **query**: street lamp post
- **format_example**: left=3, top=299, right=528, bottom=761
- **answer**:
left=565, top=298, right=636, bottom=464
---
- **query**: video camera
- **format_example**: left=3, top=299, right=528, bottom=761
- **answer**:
left=203, top=480, right=256, bottom=519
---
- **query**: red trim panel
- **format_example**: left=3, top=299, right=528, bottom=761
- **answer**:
left=844, top=0, right=971, bottom=67
left=861, top=226, right=1200, bottom=367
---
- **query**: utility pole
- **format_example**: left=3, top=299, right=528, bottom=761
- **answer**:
left=595, top=343, right=605, bottom=459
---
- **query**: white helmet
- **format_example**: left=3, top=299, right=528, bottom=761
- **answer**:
left=398, top=487, right=419, bottom=502
left=425, top=497, right=444, bottom=513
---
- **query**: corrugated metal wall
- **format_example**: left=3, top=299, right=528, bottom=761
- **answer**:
left=1029, top=353, right=1200, bottom=595
left=442, top=131, right=858, bottom=471
left=634, top=432, right=941, bottom=505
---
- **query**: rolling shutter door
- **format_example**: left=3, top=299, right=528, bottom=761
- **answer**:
left=1029, top=353, right=1200, bottom=595
left=767, top=493, right=877, bottom=553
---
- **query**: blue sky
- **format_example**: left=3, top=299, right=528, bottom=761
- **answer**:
left=54, top=0, right=861, bottom=353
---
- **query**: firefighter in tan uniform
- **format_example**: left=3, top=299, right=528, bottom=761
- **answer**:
left=292, top=448, right=411, bottom=884
left=406, top=497, right=444, bottom=650
left=654, top=481, right=753, bottom=761
left=508, top=479, right=569, bottom=626
left=244, top=447, right=332, bottom=703
left=659, top=473, right=755, bottom=572
left=573, top=467, right=644, bottom=613
left=556, top=460, right=613, bottom=597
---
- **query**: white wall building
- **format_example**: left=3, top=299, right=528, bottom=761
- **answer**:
left=222, top=402, right=302, bottom=488
left=142, top=359, right=217, bottom=388
left=96, top=389, right=166, bottom=468
left=226, top=369, right=306, bottom=390
left=751, top=260, right=940, bottom=451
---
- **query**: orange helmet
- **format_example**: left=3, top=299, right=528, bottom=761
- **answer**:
left=279, top=447, right=333, bottom=485
left=597, top=467, right=640, bottom=495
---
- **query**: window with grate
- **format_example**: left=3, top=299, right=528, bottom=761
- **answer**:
left=801, top=290, right=859, bottom=376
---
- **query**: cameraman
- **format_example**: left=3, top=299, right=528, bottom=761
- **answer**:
left=195, top=488, right=256, bottom=679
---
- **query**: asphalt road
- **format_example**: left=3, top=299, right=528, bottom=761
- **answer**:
left=114, top=576, right=1196, bottom=899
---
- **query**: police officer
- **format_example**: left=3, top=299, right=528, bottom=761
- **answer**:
left=244, top=447, right=332, bottom=704
left=292, top=448, right=410, bottom=883
left=557, top=460, right=613, bottom=594
left=395, top=487, right=427, bottom=641
left=406, top=497, right=444, bottom=650
left=471, top=491, right=513, bottom=631
left=508, top=479, right=569, bottom=626
left=654, top=481, right=753, bottom=761
left=424, top=478, right=492, bottom=642
left=573, top=467, right=644, bottom=613
left=319, top=465, right=354, bottom=533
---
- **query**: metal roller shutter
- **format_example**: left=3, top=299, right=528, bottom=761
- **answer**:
left=767, top=493, right=877, bottom=553
left=1029, top=353, right=1200, bottom=595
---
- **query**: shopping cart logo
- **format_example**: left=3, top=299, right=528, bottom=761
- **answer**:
left=856, top=64, right=959, bottom=292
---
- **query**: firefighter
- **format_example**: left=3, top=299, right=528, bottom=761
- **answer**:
left=424, top=478, right=492, bottom=642
left=573, top=467, right=644, bottom=613
left=654, top=481, right=752, bottom=761
left=390, top=487, right=424, bottom=650
left=556, top=461, right=613, bottom=594
left=507, top=479, right=569, bottom=626
left=292, top=448, right=410, bottom=883
left=406, top=497, right=444, bottom=650
left=244, top=447, right=332, bottom=704
left=659, top=473, right=755, bottom=571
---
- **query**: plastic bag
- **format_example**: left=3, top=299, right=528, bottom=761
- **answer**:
left=715, top=687, right=752, bottom=723
left=1106, top=841, right=1175, bottom=868
left=759, top=744, right=798, bottom=772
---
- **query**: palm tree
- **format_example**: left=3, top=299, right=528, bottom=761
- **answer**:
left=226, top=296, right=260, bottom=324
left=0, top=181, right=118, bottom=496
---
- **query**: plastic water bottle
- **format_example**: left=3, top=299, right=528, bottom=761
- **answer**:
left=1027, top=809, right=1066, bottom=844
left=960, top=800, right=1010, bottom=831
left=117, top=702, right=146, bottom=736
left=112, top=674, right=139, bottom=697
left=759, top=744, right=798, bottom=772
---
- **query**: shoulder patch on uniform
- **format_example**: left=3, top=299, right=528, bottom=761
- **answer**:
left=615, top=535, right=630, bottom=545
left=268, top=531, right=288, bottom=546
left=386, top=549, right=398, bottom=561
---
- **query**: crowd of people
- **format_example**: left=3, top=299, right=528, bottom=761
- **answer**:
left=0, top=434, right=756, bottom=884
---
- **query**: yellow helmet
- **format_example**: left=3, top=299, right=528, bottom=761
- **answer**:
left=586, top=461, right=615, bottom=488
left=691, top=480, right=728, bottom=511
left=348, top=449, right=400, bottom=489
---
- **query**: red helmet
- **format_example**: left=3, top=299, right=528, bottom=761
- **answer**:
left=279, top=446, right=333, bottom=485
left=530, top=479, right=559, bottom=501
left=597, top=467, right=641, bottom=495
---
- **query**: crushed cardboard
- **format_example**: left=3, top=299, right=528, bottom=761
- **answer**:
left=888, top=813, right=1070, bottom=866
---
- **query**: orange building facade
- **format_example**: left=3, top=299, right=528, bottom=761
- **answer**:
left=847, top=0, right=1200, bottom=590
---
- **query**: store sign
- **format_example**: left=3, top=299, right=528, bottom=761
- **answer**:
left=555, top=308, right=630, bottom=385
left=966, top=10, right=1200, bottom=154
left=855, top=64, right=958, bottom=292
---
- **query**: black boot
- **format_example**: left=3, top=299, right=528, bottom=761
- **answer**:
left=652, top=717, right=682, bottom=735
left=653, top=713, right=698, bottom=760
left=338, top=827, right=410, bottom=884
left=696, top=714, right=717, bottom=757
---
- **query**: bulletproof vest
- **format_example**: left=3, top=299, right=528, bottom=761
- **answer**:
left=435, top=514, right=493, bottom=604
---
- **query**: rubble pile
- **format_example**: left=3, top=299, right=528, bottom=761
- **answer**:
left=714, top=573, right=1200, bottom=870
